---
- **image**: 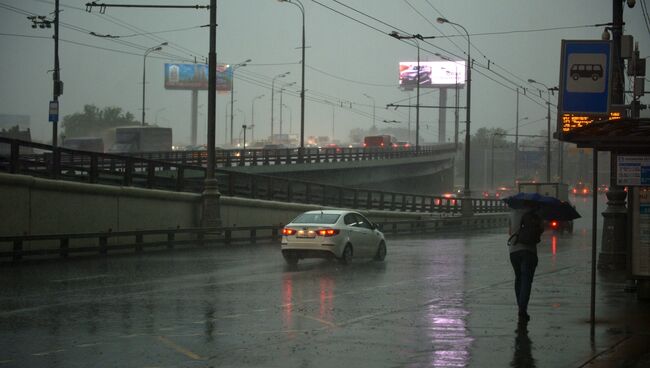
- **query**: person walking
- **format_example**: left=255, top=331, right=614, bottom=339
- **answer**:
left=508, top=201, right=544, bottom=324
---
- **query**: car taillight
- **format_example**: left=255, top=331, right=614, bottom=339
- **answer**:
left=573, top=189, right=577, bottom=194
left=583, top=188, right=588, bottom=194
left=317, top=229, right=339, bottom=237
left=282, top=228, right=297, bottom=236
left=551, top=221, right=558, bottom=228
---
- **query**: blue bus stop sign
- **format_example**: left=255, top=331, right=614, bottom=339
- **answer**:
left=559, top=40, right=612, bottom=115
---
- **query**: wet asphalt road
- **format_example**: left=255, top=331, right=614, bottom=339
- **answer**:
left=1, top=195, right=643, bottom=368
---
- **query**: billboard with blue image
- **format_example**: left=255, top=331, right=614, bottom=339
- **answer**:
left=164, top=63, right=232, bottom=91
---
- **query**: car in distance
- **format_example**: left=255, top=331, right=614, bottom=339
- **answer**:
left=281, top=210, right=387, bottom=265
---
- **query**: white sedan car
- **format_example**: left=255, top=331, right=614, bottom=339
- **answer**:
left=281, top=210, right=387, bottom=265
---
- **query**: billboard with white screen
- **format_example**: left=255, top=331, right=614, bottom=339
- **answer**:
left=399, top=61, right=466, bottom=89
left=164, top=63, right=232, bottom=91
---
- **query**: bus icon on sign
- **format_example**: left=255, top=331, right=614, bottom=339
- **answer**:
left=570, top=63, right=603, bottom=81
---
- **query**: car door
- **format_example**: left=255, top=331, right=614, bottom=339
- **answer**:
left=344, top=213, right=365, bottom=253
left=351, top=213, right=377, bottom=257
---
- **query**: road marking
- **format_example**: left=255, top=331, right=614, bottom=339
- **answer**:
left=32, top=349, right=65, bottom=356
left=0, top=360, right=15, bottom=364
left=51, top=275, right=110, bottom=283
left=296, top=314, right=339, bottom=329
left=75, top=343, right=100, bottom=348
left=156, top=336, right=204, bottom=361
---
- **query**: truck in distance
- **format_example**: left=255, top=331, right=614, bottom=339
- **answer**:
left=108, top=126, right=172, bottom=153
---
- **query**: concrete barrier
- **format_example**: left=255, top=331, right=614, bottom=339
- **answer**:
left=0, top=173, right=508, bottom=255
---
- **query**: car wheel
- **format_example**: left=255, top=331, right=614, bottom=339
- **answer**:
left=283, top=251, right=298, bottom=266
left=340, top=245, right=353, bottom=265
left=374, top=241, right=387, bottom=261
left=592, top=74, right=599, bottom=81
left=572, top=73, right=579, bottom=80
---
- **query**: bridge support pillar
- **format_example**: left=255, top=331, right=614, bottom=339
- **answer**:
left=461, top=196, right=474, bottom=217
left=201, top=178, right=222, bottom=228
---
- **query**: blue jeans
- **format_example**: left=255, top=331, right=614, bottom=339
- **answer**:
left=510, top=250, right=538, bottom=314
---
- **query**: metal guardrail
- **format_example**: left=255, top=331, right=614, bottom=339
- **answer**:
left=129, top=143, right=456, bottom=167
left=0, top=214, right=509, bottom=262
left=0, top=137, right=507, bottom=214
left=0, top=226, right=282, bottom=261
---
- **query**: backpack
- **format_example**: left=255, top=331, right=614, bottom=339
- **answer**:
left=514, top=211, right=543, bottom=246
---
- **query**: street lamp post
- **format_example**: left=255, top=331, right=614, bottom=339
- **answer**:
left=229, top=59, right=251, bottom=145
left=142, top=42, right=167, bottom=126
left=282, top=104, right=293, bottom=135
left=528, top=79, right=556, bottom=182
left=363, top=93, right=376, bottom=129
left=270, top=72, right=290, bottom=143
left=437, top=17, right=472, bottom=198
left=280, top=82, right=296, bottom=138
left=388, top=32, right=435, bottom=153
left=251, top=94, right=264, bottom=143
left=279, top=0, right=306, bottom=156
left=515, top=115, right=528, bottom=182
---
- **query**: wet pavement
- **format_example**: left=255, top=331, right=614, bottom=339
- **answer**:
left=1, top=196, right=649, bottom=368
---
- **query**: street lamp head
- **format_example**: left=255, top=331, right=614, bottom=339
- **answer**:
left=161, top=42, right=168, bottom=46
left=436, top=17, right=448, bottom=24
left=389, top=31, right=400, bottom=39
left=527, top=78, right=537, bottom=84
left=153, top=47, right=162, bottom=52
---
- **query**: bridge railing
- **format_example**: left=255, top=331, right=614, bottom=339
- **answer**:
left=129, top=144, right=456, bottom=167
left=0, top=137, right=508, bottom=214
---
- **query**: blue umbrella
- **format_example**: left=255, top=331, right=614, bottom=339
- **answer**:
left=503, top=192, right=581, bottom=221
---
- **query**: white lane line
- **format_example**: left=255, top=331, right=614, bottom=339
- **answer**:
left=156, top=336, right=204, bottom=361
left=51, top=275, right=111, bottom=283
left=32, top=349, right=65, bottom=356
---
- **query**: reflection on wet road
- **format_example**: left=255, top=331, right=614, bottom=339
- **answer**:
left=0, top=194, right=636, bottom=368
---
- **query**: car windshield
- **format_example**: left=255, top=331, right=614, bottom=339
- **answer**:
left=292, top=213, right=340, bottom=224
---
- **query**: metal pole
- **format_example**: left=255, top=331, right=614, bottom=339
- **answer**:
left=515, top=89, right=519, bottom=183
left=191, top=90, right=198, bottom=145
left=206, top=1, right=217, bottom=181
left=464, top=29, right=472, bottom=196
left=141, top=52, right=147, bottom=126
left=230, top=70, right=235, bottom=146
left=52, top=0, right=60, bottom=147
left=490, top=134, right=495, bottom=189
left=590, top=148, right=598, bottom=331
left=416, top=43, right=420, bottom=153
left=546, top=91, right=551, bottom=181
left=299, top=0, right=306, bottom=153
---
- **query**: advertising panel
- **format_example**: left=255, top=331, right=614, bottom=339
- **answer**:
left=632, top=187, right=650, bottom=277
left=557, top=40, right=613, bottom=141
left=164, top=63, right=232, bottom=91
left=617, top=155, right=650, bottom=186
left=398, top=61, right=466, bottom=89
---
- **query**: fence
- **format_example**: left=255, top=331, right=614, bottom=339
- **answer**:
left=0, top=137, right=507, bottom=215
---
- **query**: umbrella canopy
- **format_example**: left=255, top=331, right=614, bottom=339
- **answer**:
left=503, top=192, right=581, bottom=221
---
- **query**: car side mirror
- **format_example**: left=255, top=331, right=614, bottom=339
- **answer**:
left=373, top=223, right=383, bottom=231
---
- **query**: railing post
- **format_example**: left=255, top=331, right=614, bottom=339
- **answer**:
left=167, top=231, right=175, bottom=249
left=411, top=195, right=417, bottom=212
left=401, top=195, right=407, bottom=212
left=124, top=158, right=133, bottom=186
left=366, top=191, right=372, bottom=209
left=12, top=240, right=22, bottom=261
left=225, top=151, right=232, bottom=168
left=51, top=147, right=60, bottom=179
left=287, top=181, right=293, bottom=202
left=379, top=192, right=385, bottom=210
left=10, top=140, right=19, bottom=173
left=89, top=154, right=98, bottom=184
left=147, top=161, right=156, bottom=188
left=321, top=185, right=327, bottom=206
left=272, top=227, right=279, bottom=242
left=251, top=150, right=258, bottom=166
left=250, top=228, right=256, bottom=244
left=225, top=229, right=232, bottom=244
left=353, top=190, right=359, bottom=208
left=60, top=238, right=69, bottom=258
left=263, top=150, right=270, bottom=166
left=338, top=187, right=344, bottom=207
left=267, top=177, right=274, bottom=200
left=238, top=150, right=245, bottom=166
left=306, top=183, right=312, bottom=204
left=135, top=234, right=143, bottom=252
left=250, top=175, right=257, bottom=199
left=176, top=167, right=185, bottom=192
left=100, top=234, right=108, bottom=255
left=391, top=193, right=397, bottom=211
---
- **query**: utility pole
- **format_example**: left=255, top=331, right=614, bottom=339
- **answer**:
left=599, top=0, right=628, bottom=271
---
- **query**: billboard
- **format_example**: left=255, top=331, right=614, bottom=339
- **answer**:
left=399, top=61, right=466, bottom=89
left=164, top=63, right=233, bottom=91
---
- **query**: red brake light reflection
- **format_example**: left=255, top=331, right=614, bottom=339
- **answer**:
left=317, top=229, right=340, bottom=237
left=282, top=228, right=296, bottom=236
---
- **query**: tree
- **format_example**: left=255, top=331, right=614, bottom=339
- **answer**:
left=472, top=127, right=511, bottom=150
left=62, top=104, right=138, bottom=138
